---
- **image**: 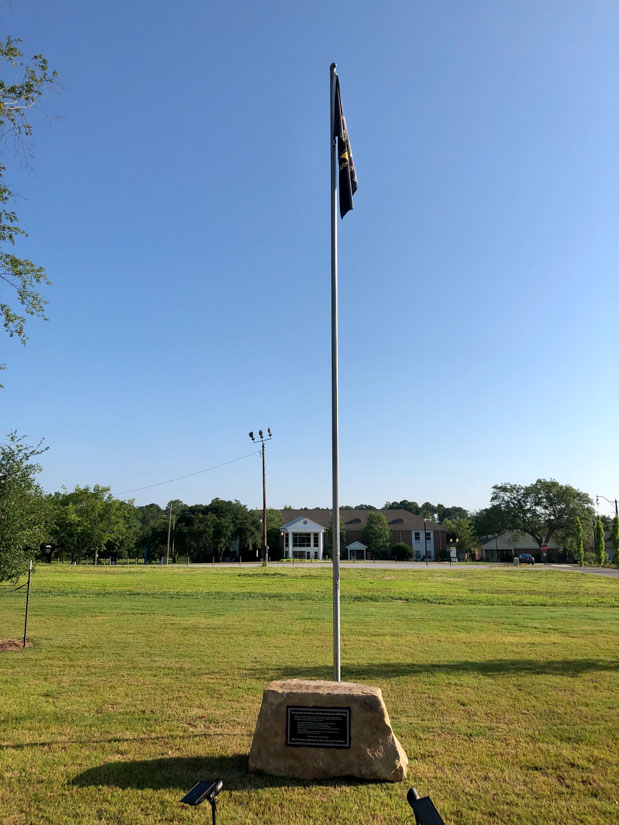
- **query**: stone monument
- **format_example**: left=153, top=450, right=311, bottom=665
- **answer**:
left=249, top=679, right=408, bottom=781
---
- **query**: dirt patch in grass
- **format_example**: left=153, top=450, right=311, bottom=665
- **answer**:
left=0, top=638, right=32, bottom=651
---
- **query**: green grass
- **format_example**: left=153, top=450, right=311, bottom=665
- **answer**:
left=1, top=565, right=617, bottom=825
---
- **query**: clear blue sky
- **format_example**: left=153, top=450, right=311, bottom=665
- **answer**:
left=2, top=0, right=618, bottom=514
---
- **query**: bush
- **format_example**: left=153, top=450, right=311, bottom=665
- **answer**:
left=391, top=542, right=413, bottom=561
left=439, top=548, right=449, bottom=561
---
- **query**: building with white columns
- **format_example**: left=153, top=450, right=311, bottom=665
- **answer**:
left=280, top=516, right=326, bottom=560
left=277, top=509, right=446, bottom=560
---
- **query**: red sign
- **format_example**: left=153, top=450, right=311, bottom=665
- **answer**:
left=541, top=545, right=548, bottom=553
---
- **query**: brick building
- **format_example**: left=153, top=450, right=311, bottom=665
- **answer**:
left=279, top=509, right=446, bottom=560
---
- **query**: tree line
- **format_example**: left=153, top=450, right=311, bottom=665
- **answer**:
left=1, top=431, right=617, bottom=582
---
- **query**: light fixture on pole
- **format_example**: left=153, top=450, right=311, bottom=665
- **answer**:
left=596, top=494, right=618, bottom=517
left=249, top=429, right=272, bottom=566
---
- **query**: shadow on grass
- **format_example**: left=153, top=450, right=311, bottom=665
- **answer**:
left=72, top=754, right=371, bottom=790
left=250, top=658, right=619, bottom=682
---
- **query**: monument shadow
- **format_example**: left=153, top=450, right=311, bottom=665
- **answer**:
left=72, top=754, right=373, bottom=791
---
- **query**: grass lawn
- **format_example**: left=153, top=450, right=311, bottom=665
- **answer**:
left=0, top=565, right=617, bottom=825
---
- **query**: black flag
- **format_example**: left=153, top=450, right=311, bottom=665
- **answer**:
left=333, top=75, right=358, bottom=218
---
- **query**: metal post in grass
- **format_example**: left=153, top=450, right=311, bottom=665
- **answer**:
left=23, top=559, right=32, bottom=649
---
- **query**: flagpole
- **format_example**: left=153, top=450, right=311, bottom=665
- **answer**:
left=330, top=62, right=341, bottom=683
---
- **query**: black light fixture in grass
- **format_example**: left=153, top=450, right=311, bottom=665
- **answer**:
left=407, top=788, right=446, bottom=825
left=180, top=779, right=223, bottom=825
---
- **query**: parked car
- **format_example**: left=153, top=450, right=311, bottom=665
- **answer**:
left=519, top=553, right=535, bottom=565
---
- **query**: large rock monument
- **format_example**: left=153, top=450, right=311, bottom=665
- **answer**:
left=249, top=679, right=408, bottom=781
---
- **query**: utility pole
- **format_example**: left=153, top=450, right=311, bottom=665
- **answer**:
left=166, top=501, right=173, bottom=565
left=249, top=429, right=272, bottom=566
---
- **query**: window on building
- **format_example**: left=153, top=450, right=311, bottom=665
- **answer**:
left=414, top=532, right=420, bottom=541
left=293, top=533, right=312, bottom=548
left=425, top=532, right=431, bottom=541
left=313, top=533, right=319, bottom=547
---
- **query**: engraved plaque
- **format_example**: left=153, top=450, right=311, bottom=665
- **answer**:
left=286, top=706, right=351, bottom=748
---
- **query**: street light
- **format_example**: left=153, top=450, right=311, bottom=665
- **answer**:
left=596, top=494, right=618, bottom=517
left=249, top=429, right=272, bottom=566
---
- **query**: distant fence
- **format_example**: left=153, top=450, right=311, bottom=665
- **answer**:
left=44, top=556, right=193, bottom=566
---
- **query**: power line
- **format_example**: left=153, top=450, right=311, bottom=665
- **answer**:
left=119, top=450, right=260, bottom=495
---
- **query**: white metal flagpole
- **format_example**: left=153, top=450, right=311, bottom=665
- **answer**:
left=330, top=62, right=341, bottom=683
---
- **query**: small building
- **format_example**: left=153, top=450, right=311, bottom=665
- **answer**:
left=345, top=540, right=368, bottom=561
left=480, top=532, right=561, bottom=562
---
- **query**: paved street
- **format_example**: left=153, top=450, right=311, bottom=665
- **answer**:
left=190, top=560, right=619, bottom=577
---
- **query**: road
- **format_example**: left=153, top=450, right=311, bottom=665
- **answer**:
left=190, top=561, right=619, bottom=577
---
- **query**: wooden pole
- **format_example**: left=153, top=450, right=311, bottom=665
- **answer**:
left=166, top=502, right=172, bottom=565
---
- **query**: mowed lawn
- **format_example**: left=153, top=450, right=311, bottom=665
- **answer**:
left=1, top=566, right=617, bottom=825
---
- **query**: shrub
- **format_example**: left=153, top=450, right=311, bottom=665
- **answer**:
left=391, top=542, right=413, bottom=561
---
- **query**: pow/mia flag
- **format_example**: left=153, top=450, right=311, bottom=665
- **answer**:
left=333, top=76, right=358, bottom=218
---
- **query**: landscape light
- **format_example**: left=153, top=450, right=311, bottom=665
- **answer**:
left=407, top=787, right=446, bottom=825
left=180, top=779, right=223, bottom=825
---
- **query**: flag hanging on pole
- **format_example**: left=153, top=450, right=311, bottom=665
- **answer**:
left=333, top=76, right=358, bottom=218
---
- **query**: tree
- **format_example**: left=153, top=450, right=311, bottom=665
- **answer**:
left=437, top=505, right=469, bottom=523
left=384, top=500, right=421, bottom=515
left=265, top=508, right=284, bottom=560
left=471, top=505, right=507, bottom=539
left=175, top=499, right=261, bottom=563
left=489, top=479, right=594, bottom=552
left=0, top=37, right=57, bottom=374
left=363, top=512, right=391, bottom=558
left=442, top=517, right=478, bottom=557
left=105, top=499, right=140, bottom=561
left=164, top=499, right=186, bottom=563
left=176, top=505, right=216, bottom=562
left=134, top=503, right=165, bottom=561
left=0, top=431, right=49, bottom=581
left=420, top=501, right=436, bottom=519
left=594, top=517, right=606, bottom=566
left=572, top=517, right=584, bottom=567
left=51, top=485, right=118, bottom=564
left=391, top=542, right=412, bottom=561
left=611, top=516, right=619, bottom=566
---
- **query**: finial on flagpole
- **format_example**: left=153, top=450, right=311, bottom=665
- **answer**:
left=330, top=62, right=337, bottom=71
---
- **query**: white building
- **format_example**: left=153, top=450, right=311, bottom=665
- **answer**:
left=345, top=540, right=368, bottom=560
left=280, top=516, right=326, bottom=560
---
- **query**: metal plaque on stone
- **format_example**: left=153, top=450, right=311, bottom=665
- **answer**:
left=286, top=706, right=351, bottom=748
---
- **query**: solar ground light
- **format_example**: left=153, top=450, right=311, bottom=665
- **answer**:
left=180, top=779, right=223, bottom=825
left=407, top=788, right=446, bottom=825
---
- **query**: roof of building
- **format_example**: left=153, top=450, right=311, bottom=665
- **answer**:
left=277, top=509, right=442, bottom=531
left=280, top=516, right=327, bottom=532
